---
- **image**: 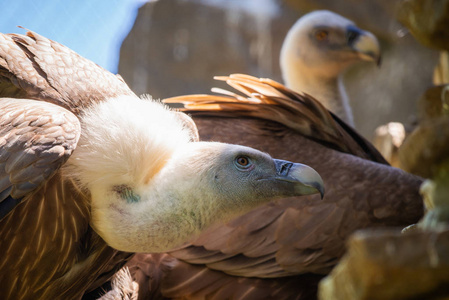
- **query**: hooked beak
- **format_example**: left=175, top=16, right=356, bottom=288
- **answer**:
left=274, top=159, right=325, bottom=199
left=347, top=25, right=381, bottom=66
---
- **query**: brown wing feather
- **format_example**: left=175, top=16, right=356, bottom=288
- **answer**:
left=125, top=253, right=322, bottom=300
left=0, top=30, right=136, bottom=114
left=152, top=74, right=423, bottom=287
left=160, top=120, right=422, bottom=280
left=164, top=74, right=388, bottom=164
left=0, top=98, right=80, bottom=219
left=0, top=170, right=125, bottom=299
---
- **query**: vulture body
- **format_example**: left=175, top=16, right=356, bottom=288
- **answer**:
left=118, top=74, right=423, bottom=299
left=0, top=32, right=324, bottom=299
left=280, top=10, right=381, bottom=127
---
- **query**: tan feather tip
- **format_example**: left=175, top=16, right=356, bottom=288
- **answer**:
left=213, top=75, right=230, bottom=81
left=16, top=26, right=32, bottom=35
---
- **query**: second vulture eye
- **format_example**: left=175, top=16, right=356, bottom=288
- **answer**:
left=315, top=30, right=329, bottom=41
left=235, top=156, right=252, bottom=170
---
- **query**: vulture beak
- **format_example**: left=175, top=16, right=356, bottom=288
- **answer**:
left=347, top=25, right=381, bottom=66
left=274, top=159, right=325, bottom=199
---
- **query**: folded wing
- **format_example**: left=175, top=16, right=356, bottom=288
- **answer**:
left=0, top=30, right=136, bottom=114
left=0, top=98, right=80, bottom=220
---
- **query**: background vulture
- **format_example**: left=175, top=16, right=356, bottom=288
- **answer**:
left=117, top=74, right=424, bottom=299
left=0, top=31, right=325, bottom=299
left=280, top=10, right=381, bottom=127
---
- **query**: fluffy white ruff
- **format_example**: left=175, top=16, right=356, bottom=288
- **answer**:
left=65, top=95, right=195, bottom=190
left=64, top=95, right=203, bottom=252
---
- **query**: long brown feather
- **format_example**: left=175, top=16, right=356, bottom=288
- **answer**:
left=164, top=74, right=388, bottom=164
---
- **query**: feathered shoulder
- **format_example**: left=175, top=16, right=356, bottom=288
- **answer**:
left=164, top=74, right=388, bottom=164
left=0, top=29, right=136, bottom=114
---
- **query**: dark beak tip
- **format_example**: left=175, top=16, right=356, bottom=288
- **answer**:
left=315, top=184, right=325, bottom=199
left=307, top=181, right=325, bottom=199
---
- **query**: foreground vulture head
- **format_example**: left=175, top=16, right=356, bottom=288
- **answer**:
left=280, top=10, right=381, bottom=126
left=0, top=31, right=323, bottom=299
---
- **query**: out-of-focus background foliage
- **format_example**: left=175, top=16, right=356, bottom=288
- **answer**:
left=1, top=0, right=439, bottom=139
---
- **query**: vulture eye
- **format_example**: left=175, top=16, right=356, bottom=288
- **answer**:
left=235, top=156, right=252, bottom=170
left=315, top=30, right=328, bottom=41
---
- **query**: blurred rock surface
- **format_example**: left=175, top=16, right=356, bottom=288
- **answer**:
left=372, top=122, right=406, bottom=167
left=318, top=228, right=449, bottom=300
left=397, top=0, right=449, bottom=51
left=416, top=84, right=449, bottom=121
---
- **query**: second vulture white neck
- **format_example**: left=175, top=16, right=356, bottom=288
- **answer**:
left=282, top=59, right=354, bottom=126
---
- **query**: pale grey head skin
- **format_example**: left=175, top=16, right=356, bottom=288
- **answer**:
left=119, top=142, right=324, bottom=253
left=280, top=10, right=381, bottom=126
left=65, top=95, right=324, bottom=253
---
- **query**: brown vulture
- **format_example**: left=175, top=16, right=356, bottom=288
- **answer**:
left=0, top=31, right=325, bottom=299
left=117, top=74, right=424, bottom=299
left=280, top=10, right=380, bottom=127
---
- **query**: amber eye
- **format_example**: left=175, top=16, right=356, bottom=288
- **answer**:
left=235, top=156, right=252, bottom=170
left=315, top=30, right=328, bottom=41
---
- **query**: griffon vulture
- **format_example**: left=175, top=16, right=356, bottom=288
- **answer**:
left=0, top=31, right=324, bottom=299
left=280, top=10, right=381, bottom=126
left=117, top=74, right=423, bottom=299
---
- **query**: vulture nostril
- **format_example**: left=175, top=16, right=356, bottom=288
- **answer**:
left=347, top=30, right=359, bottom=45
left=278, top=162, right=293, bottom=176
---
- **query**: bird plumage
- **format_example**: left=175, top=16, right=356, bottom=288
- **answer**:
left=162, top=75, right=422, bottom=275
left=169, top=74, right=386, bottom=163
left=0, top=29, right=135, bottom=114
left=0, top=31, right=324, bottom=299
left=126, top=253, right=322, bottom=300
left=120, top=74, right=424, bottom=299
left=0, top=31, right=141, bottom=299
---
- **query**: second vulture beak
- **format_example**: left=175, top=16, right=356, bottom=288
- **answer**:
left=347, top=25, right=382, bottom=66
